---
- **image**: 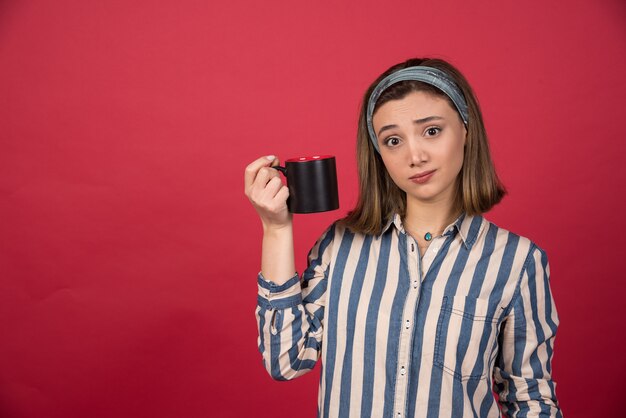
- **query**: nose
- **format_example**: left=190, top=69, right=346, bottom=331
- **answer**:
left=408, top=137, right=428, bottom=167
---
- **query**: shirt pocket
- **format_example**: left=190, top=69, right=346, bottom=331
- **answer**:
left=433, top=295, right=500, bottom=381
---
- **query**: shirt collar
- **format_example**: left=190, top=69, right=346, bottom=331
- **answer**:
left=382, top=212, right=484, bottom=250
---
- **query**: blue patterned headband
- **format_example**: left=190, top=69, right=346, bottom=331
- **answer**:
left=366, top=66, right=469, bottom=152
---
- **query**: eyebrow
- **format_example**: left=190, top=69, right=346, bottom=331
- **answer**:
left=377, top=116, right=445, bottom=137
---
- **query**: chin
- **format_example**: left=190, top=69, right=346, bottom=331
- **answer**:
left=405, top=186, right=448, bottom=203
left=407, top=192, right=439, bottom=203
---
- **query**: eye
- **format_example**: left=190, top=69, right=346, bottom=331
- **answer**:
left=424, top=127, right=441, bottom=137
left=383, top=136, right=401, bottom=147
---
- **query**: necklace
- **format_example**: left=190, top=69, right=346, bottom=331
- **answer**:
left=404, top=223, right=439, bottom=243
left=404, top=219, right=452, bottom=242
left=404, top=211, right=461, bottom=247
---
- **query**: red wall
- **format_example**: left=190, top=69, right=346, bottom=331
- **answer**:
left=1, top=1, right=625, bottom=417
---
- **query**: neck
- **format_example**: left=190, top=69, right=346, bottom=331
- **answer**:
left=404, top=195, right=460, bottom=236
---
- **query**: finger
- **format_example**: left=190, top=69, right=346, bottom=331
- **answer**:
left=253, top=166, right=281, bottom=190
left=244, top=155, right=276, bottom=190
left=248, top=170, right=282, bottom=206
left=264, top=176, right=284, bottom=199
left=244, top=155, right=277, bottom=191
left=274, top=184, right=289, bottom=204
left=270, top=158, right=280, bottom=168
left=260, top=183, right=289, bottom=213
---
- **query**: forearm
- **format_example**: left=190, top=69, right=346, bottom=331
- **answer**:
left=261, top=223, right=296, bottom=285
left=256, top=294, right=322, bottom=381
left=256, top=223, right=334, bottom=381
left=495, top=246, right=562, bottom=417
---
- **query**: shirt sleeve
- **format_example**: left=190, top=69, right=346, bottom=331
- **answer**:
left=255, top=224, right=335, bottom=380
left=494, top=245, right=563, bottom=417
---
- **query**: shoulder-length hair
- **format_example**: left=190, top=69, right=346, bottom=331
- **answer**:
left=340, top=57, right=506, bottom=236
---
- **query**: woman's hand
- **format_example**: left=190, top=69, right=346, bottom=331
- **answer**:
left=244, top=155, right=292, bottom=230
left=245, top=155, right=295, bottom=283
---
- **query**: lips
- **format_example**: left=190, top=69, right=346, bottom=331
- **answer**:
left=409, top=170, right=436, bottom=184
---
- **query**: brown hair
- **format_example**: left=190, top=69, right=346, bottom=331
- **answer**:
left=340, top=57, right=506, bottom=235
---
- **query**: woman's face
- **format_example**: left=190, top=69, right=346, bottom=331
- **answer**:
left=372, top=90, right=467, bottom=208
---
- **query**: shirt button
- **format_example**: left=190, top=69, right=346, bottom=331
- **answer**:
left=397, top=413, right=401, bottom=417
left=405, top=319, right=410, bottom=329
left=412, top=280, right=418, bottom=289
left=400, top=366, right=406, bottom=376
left=432, top=247, right=438, bottom=253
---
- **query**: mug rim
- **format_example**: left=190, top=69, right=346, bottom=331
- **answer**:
left=285, top=155, right=334, bottom=163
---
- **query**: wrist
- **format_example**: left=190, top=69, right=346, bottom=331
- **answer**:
left=262, top=219, right=293, bottom=235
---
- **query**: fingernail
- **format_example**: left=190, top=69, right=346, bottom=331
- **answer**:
left=266, top=155, right=275, bottom=161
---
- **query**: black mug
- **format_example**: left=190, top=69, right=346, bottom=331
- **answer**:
left=275, top=155, right=339, bottom=214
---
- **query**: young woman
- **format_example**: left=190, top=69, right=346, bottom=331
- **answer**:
left=244, top=58, right=562, bottom=417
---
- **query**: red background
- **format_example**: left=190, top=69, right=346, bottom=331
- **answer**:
left=1, top=1, right=625, bottom=417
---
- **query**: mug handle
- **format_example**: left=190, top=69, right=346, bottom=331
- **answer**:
left=273, top=166, right=287, bottom=175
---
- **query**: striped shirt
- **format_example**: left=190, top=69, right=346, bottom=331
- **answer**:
left=256, top=213, right=562, bottom=417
